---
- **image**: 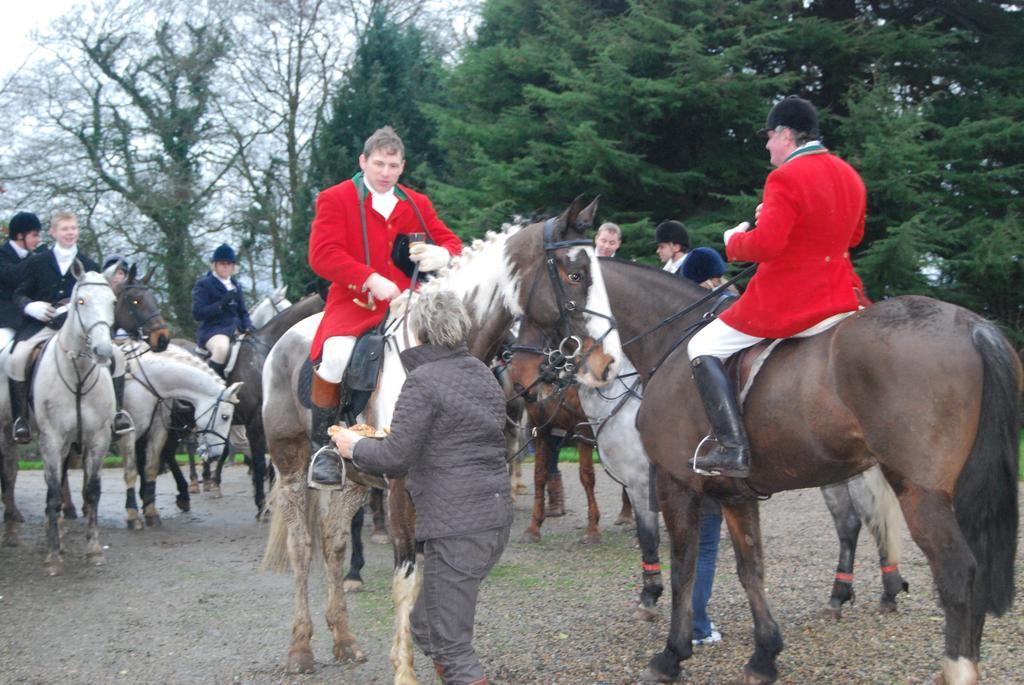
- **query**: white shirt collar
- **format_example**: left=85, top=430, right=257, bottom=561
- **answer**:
left=10, top=241, right=28, bottom=259
left=363, top=175, right=398, bottom=220
left=662, top=252, right=686, bottom=272
left=216, top=275, right=235, bottom=290
left=53, top=243, right=78, bottom=275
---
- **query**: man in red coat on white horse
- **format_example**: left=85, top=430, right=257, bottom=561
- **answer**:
left=687, top=96, right=867, bottom=479
left=307, top=126, right=462, bottom=485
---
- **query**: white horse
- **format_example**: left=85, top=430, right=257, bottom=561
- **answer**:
left=117, top=343, right=242, bottom=529
left=0, top=267, right=117, bottom=574
left=250, top=285, right=292, bottom=329
left=260, top=198, right=619, bottom=682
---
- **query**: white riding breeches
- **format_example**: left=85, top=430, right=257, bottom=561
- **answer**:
left=688, top=311, right=857, bottom=361
left=0, top=327, right=13, bottom=353
left=203, top=334, right=231, bottom=364
left=316, top=335, right=356, bottom=384
left=6, top=326, right=125, bottom=381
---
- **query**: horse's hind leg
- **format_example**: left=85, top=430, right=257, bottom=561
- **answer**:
left=578, top=441, right=601, bottom=544
left=344, top=505, right=366, bottom=593
left=1, top=438, right=23, bottom=545
left=720, top=499, right=784, bottom=685
left=520, top=427, right=550, bottom=543
left=388, top=481, right=420, bottom=685
left=277, top=471, right=316, bottom=674
left=248, top=423, right=269, bottom=518
left=161, top=438, right=190, bottom=512
left=820, top=481, right=860, bottom=618
left=319, top=483, right=367, bottom=664
left=60, top=458, right=78, bottom=519
left=631, top=485, right=663, bottom=622
left=40, top=451, right=65, bottom=575
left=186, top=433, right=200, bottom=493
left=847, top=468, right=908, bottom=612
left=896, top=484, right=981, bottom=684
left=369, top=487, right=388, bottom=544
left=141, top=438, right=162, bottom=526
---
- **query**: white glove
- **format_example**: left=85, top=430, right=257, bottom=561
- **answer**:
left=408, top=243, right=450, bottom=272
left=723, top=221, right=751, bottom=247
left=25, top=301, right=56, bottom=322
left=363, top=273, right=401, bottom=301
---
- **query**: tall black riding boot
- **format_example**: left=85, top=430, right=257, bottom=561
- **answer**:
left=308, top=375, right=344, bottom=489
left=112, top=375, right=135, bottom=435
left=209, top=360, right=227, bottom=379
left=9, top=379, right=32, bottom=444
left=690, top=355, right=750, bottom=478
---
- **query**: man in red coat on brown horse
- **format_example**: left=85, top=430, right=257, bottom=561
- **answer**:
left=307, top=126, right=462, bottom=485
left=687, top=96, right=867, bottom=479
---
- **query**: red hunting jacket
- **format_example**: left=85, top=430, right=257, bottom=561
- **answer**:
left=308, top=174, right=462, bottom=360
left=721, top=146, right=866, bottom=338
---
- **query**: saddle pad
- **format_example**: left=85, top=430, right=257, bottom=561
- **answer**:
left=298, top=357, right=315, bottom=409
left=736, top=310, right=856, bottom=404
left=224, top=340, right=242, bottom=377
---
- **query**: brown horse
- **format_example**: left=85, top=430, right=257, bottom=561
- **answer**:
left=581, top=258, right=1020, bottom=685
left=260, top=197, right=618, bottom=682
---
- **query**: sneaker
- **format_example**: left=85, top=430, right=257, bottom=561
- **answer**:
left=692, top=627, right=722, bottom=646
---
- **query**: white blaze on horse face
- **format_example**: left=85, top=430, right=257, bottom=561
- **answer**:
left=576, top=245, right=622, bottom=386
left=71, top=274, right=116, bottom=362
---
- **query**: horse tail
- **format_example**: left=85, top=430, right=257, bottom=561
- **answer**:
left=261, top=472, right=321, bottom=573
left=854, top=465, right=903, bottom=565
left=954, top=319, right=1021, bottom=616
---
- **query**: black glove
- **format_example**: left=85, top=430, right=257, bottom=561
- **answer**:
left=219, top=291, right=236, bottom=310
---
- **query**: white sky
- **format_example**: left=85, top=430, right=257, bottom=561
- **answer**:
left=1, top=0, right=81, bottom=78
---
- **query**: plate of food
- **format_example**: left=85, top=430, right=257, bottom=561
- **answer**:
left=329, top=423, right=390, bottom=439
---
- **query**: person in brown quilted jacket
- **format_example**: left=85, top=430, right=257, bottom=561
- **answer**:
left=332, top=288, right=511, bottom=685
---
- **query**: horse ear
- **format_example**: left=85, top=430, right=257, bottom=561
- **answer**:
left=127, top=263, right=138, bottom=282
left=73, top=259, right=86, bottom=280
left=575, top=196, right=600, bottom=234
left=274, top=285, right=288, bottom=300
left=550, top=194, right=586, bottom=242
left=141, top=267, right=156, bottom=285
left=225, top=381, right=244, bottom=402
left=102, top=262, right=119, bottom=282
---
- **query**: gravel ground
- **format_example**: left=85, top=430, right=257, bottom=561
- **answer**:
left=0, top=462, right=1021, bottom=684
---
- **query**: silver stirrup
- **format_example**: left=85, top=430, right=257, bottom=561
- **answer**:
left=691, top=434, right=720, bottom=477
left=307, top=445, right=346, bottom=491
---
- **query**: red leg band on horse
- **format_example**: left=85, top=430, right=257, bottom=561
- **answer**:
left=834, top=572, right=854, bottom=583
left=642, top=562, right=661, bottom=573
left=881, top=564, right=899, bottom=574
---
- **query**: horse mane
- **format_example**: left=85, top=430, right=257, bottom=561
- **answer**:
left=127, top=343, right=225, bottom=385
left=422, top=219, right=528, bottom=290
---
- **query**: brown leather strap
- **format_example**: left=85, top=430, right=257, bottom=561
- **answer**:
left=311, top=372, right=340, bottom=408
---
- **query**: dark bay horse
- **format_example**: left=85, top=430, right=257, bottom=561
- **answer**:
left=582, top=258, right=1020, bottom=685
left=260, top=197, right=618, bottom=680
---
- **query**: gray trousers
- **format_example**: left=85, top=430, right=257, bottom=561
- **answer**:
left=412, top=525, right=510, bottom=685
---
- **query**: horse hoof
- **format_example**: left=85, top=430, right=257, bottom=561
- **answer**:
left=730, top=667, right=778, bottom=685
left=127, top=518, right=144, bottom=531
left=343, top=579, right=364, bottom=593
left=12, top=510, right=25, bottom=524
left=639, top=667, right=677, bottom=683
left=188, top=482, right=199, bottom=494
left=87, top=552, right=106, bottom=566
left=370, top=532, right=389, bottom=545
left=878, top=600, right=898, bottom=614
left=286, top=648, right=316, bottom=674
left=44, top=559, right=64, bottom=576
left=519, top=529, right=541, bottom=544
left=176, top=498, right=191, bottom=513
left=208, top=486, right=222, bottom=499
left=820, top=605, right=842, bottom=620
left=580, top=531, right=602, bottom=545
left=614, top=514, right=633, bottom=526
left=633, top=606, right=659, bottom=622
left=333, top=643, right=366, bottom=663
left=62, top=507, right=79, bottom=520
left=145, top=516, right=162, bottom=528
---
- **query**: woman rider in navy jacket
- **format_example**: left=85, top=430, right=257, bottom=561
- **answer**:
left=191, top=244, right=253, bottom=378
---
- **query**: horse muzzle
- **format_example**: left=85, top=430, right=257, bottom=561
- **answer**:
left=149, top=326, right=171, bottom=352
left=92, top=341, right=113, bottom=366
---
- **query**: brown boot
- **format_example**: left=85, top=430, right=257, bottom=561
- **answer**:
left=546, top=472, right=565, bottom=517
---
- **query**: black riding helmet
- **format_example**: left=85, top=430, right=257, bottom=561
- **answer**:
left=758, top=96, right=820, bottom=138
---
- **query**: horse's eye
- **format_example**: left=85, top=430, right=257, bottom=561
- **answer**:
left=568, top=272, right=582, bottom=283
left=78, top=298, right=85, bottom=305
left=221, top=414, right=229, bottom=421
left=132, top=299, right=140, bottom=305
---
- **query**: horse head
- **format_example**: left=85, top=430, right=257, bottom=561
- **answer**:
left=111, top=264, right=171, bottom=352
left=505, top=195, right=621, bottom=387
left=68, top=262, right=117, bottom=366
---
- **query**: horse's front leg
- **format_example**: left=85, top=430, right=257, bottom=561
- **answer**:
left=81, top=439, right=107, bottom=565
left=578, top=441, right=601, bottom=544
left=641, top=472, right=701, bottom=683
left=60, top=459, right=78, bottom=519
left=520, top=426, right=550, bottom=543
left=123, top=435, right=142, bottom=529
left=388, top=479, right=420, bottom=685
left=160, top=437, right=190, bottom=512
left=630, top=483, right=663, bottom=622
left=277, top=471, right=316, bottom=673
left=1, top=435, right=24, bottom=545
left=721, top=499, right=784, bottom=685
left=186, top=432, right=200, bottom=494
left=248, top=418, right=269, bottom=518
left=39, top=440, right=66, bottom=575
left=320, top=482, right=368, bottom=664
left=141, top=436, right=162, bottom=527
